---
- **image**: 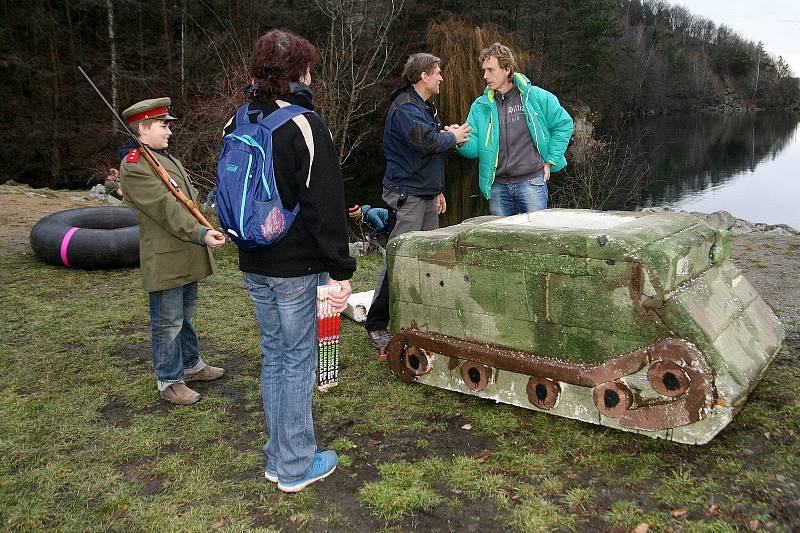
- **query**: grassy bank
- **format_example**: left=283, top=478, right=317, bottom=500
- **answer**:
left=1, top=242, right=798, bottom=532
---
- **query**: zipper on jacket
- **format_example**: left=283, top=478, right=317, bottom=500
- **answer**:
left=500, top=92, right=507, bottom=177
left=524, top=91, right=541, bottom=153
left=488, top=109, right=498, bottom=182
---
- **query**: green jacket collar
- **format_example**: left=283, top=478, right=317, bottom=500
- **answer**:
left=481, top=72, right=532, bottom=105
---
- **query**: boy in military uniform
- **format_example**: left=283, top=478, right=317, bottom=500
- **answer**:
left=119, top=97, right=227, bottom=405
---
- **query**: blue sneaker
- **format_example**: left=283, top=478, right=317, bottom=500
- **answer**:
left=265, top=465, right=278, bottom=483
left=277, top=450, right=338, bottom=493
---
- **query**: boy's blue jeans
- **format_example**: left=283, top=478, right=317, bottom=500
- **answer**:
left=148, top=282, right=205, bottom=391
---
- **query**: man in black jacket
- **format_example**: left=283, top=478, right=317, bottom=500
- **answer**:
left=364, top=53, right=470, bottom=353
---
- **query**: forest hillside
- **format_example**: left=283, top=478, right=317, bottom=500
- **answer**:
left=1, top=0, right=798, bottom=189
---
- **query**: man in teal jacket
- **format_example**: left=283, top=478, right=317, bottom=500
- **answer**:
left=456, top=42, right=574, bottom=216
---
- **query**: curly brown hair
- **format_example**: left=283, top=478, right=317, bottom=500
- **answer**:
left=250, top=29, right=319, bottom=100
left=479, top=42, right=517, bottom=81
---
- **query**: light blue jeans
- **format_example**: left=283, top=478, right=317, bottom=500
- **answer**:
left=148, top=282, right=205, bottom=391
left=489, top=173, right=548, bottom=216
left=243, top=271, right=324, bottom=483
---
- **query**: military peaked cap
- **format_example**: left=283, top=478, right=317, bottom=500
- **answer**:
left=122, top=97, right=177, bottom=124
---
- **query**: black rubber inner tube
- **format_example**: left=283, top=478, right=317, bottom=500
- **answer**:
left=30, top=207, right=140, bottom=270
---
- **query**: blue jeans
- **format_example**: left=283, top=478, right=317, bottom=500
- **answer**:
left=243, top=271, right=324, bottom=483
left=148, top=282, right=205, bottom=391
left=489, top=173, right=548, bottom=216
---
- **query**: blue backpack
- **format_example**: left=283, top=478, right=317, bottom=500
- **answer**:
left=216, top=103, right=313, bottom=249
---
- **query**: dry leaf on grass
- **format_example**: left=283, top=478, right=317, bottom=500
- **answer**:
left=476, top=449, right=491, bottom=462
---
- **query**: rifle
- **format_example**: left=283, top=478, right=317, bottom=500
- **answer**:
left=78, top=66, right=214, bottom=230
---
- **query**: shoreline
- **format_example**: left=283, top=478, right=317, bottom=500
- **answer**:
left=2, top=181, right=797, bottom=258
left=641, top=207, right=799, bottom=235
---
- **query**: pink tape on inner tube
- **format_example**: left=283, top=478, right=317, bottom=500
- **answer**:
left=60, top=227, right=79, bottom=267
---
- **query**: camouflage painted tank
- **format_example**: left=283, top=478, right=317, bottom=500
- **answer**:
left=385, top=210, right=784, bottom=444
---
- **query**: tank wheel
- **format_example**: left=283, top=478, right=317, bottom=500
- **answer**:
left=526, top=377, right=561, bottom=410
left=593, top=381, right=633, bottom=418
left=460, top=361, right=493, bottom=392
left=386, top=332, right=416, bottom=383
left=647, top=360, right=690, bottom=397
left=402, top=346, right=432, bottom=376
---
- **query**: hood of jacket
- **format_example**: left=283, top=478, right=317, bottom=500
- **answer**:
left=475, top=72, right=533, bottom=107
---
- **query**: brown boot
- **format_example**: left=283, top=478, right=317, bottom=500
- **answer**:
left=160, top=383, right=201, bottom=405
left=185, top=365, right=225, bottom=382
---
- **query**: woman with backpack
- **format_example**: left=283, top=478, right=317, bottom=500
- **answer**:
left=221, top=29, right=355, bottom=493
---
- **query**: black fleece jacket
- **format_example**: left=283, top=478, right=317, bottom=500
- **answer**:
left=223, top=86, right=355, bottom=281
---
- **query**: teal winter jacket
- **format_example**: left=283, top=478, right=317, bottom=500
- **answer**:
left=457, top=73, right=574, bottom=200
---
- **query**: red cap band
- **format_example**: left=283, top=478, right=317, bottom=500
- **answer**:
left=126, top=107, right=170, bottom=123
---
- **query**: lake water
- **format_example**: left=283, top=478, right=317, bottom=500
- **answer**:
left=606, top=112, right=800, bottom=230
left=346, top=112, right=800, bottom=230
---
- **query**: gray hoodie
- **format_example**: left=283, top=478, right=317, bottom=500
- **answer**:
left=495, top=85, right=545, bottom=183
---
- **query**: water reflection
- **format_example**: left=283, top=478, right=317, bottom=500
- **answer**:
left=601, top=113, right=799, bottom=218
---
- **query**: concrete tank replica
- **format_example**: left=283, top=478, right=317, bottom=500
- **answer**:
left=385, top=210, right=784, bottom=444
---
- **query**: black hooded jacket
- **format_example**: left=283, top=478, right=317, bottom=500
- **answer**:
left=222, top=84, right=355, bottom=281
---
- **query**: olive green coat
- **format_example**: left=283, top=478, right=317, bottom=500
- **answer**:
left=120, top=149, right=217, bottom=292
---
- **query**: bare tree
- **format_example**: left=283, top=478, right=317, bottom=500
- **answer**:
left=776, top=55, right=793, bottom=78
left=107, top=0, right=118, bottom=131
left=137, top=0, right=145, bottom=72
left=171, top=4, right=252, bottom=192
left=752, top=41, right=763, bottom=98
left=668, top=5, right=691, bottom=39
left=65, top=0, right=78, bottom=80
left=47, top=31, right=62, bottom=184
left=553, top=131, right=649, bottom=211
left=160, top=0, right=173, bottom=73
left=181, top=0, right=186, bottom=102
left=314, top=0, right=405, bottom=165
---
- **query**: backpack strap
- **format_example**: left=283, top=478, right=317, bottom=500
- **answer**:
left=274, top=100, right=315, bottom=188
left=235, top=102, right=264, bottom=127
